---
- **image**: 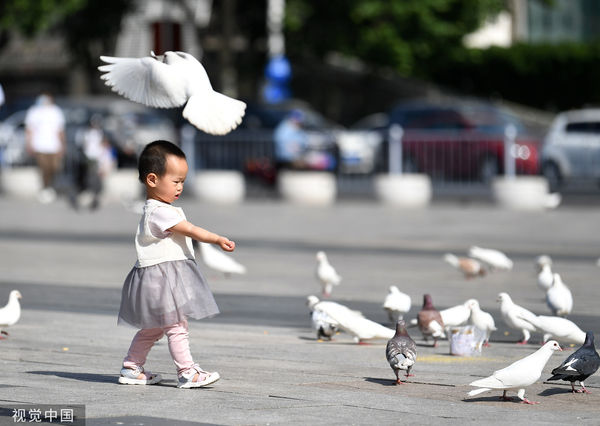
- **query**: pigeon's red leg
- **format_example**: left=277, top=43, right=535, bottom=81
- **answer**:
left=483, top=342, right=490, bottom=347
left=516, top=339, right=528, bottom=345
left=433, top=339, right=438, bottom=348
left=357, top=341, right=371, bottom=346
left=520, top=398, right=539, bottom=405
left=499, top=391, right=513, bottom=401
left=576, top=382, right=591, bottom=394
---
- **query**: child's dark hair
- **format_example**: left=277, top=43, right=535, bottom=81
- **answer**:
left=138, top=140, right=186, bottom=183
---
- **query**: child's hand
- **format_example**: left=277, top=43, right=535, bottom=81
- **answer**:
left=217, top=236, right=235, bottom=252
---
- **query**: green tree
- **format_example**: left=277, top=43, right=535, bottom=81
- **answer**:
left=285, top=0, right=506, bottom=77
left=0, top=0, right=85, bottom=37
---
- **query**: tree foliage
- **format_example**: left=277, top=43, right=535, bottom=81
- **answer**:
left=285, top=0, right=506, bottom=76
left=0, top=0, right=85, bottom=36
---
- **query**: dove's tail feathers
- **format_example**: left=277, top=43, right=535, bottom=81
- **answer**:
left=184, top=91, right=246, bottom=135
left=469, top=376, right=503, bottom=389
left=468, top=388, right=492, bottom=397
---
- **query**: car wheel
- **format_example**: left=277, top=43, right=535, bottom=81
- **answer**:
left=542, top=162, right=562, bottom=192
left=479, top=156, right=499, bottom=185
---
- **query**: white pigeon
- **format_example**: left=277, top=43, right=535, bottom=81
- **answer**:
left=468, top=340, right=562, bottom=404
left=99, top=51, right=246, bottom=135
left=443, top=253, right=486, bottom=279
left=308, top=295, right=393, bottom=343
left=497, top=292, right=538, bottom=344
left=439, top=300, right=472, bottom=328
left=199, top=242, right=247, bottom=276
left=0, top=290, right=22, bottom=338
left=467, top=299, right=496, bottom=347
left=306, top=295, right=363, bottom=337
left=517, top=314, right=585, bottom=346
left=535, top=255, right=553, bottom=271
left=537, top=263, right=554, bottom=292
left=382, top=286, right=412, bottom=323
left=468, top=246, right=513, bottom=271
left=315, top=251, right=341, bottom=297
left=546, top=273, right=573, bottom=317
left=309, top=308, right=339, bottom=341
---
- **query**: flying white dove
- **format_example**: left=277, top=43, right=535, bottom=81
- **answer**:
left=99, top=51, right=246, bottom=135
left=497, top=292, right=538, bottom=344
left=382, top=286, right=411, bottom=323
left=517, top=314, right=585, bottom=346
left=537, top=263, right=553, bottom=292
left=315, top=251, right=341, bottom=297
left=467, top=299, right=496, bottom=347
left=468, top=246, right=513, bottom=271
left=199, top=242, right=246, bottom=276
left=307, top=295, right=392, bottom=343
left=443, top=253, right=486, bottom=279
left=546, top=273, right=572, bottom=317
left=440, top=300, right=472, bottom=329
left=0, top=290, right=22, bottom=338
left=468, top=340, right=562, bottom=404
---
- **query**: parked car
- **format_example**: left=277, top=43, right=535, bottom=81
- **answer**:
left=541, top=108, right=600, bottom=191
left=0, top=97, right=177, bottom=168
left=353, top=100, right=541, bottom=183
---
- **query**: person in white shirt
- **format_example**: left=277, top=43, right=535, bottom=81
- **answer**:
left=25, top=93, right=66, bottom=203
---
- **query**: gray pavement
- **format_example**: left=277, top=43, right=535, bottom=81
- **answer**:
left=1, top=196, right=600, bottom=425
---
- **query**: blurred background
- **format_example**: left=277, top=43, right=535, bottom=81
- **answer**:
left=1, top=0, right=600, bottom=203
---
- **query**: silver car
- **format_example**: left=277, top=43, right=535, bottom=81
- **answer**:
left=541, top=109, right=600, bottom=191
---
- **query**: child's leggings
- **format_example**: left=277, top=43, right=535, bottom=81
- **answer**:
left=123, top=319, right=194, bottom=376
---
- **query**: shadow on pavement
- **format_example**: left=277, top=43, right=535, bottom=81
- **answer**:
left=27, top=371, right=117, bottom=384
left=363, top=377, right=397, bottom=387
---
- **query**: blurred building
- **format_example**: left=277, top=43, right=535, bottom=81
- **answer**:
left=0, top=0, right=213, bottom=102
left=465, top=0, right=600, bottom=48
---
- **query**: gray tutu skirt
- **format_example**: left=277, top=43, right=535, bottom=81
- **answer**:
left=118, top=259, right=219, bottom=329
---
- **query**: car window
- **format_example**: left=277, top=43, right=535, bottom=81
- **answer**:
left=565, top=121, right=600, bottom=134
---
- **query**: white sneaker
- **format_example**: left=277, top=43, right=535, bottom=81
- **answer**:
left=118, top=366, right=162, bottom=385
left=177, top=364, right=220, bottom=389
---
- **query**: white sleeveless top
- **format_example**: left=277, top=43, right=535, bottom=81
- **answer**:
left=135, top=199, right=195, bottom=267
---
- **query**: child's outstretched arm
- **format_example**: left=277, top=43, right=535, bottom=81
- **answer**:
left=169, top=220, right=235, bottom=252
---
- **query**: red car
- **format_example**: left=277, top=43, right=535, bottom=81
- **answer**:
left=364, top=101, right=541, bottom=183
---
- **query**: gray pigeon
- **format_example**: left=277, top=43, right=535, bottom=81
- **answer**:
left=386, top=319, right=417, bottom=385
left=547, top=331, right=600, bottom=393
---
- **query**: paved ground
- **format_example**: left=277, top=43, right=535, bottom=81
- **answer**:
left=1, top=195, right=600, bottom=425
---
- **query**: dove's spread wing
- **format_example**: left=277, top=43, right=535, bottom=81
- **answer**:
left=99, top=55, right=188, bottom=108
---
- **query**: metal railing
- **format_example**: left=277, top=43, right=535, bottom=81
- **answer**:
left=188, top=126, right=540, bottom=199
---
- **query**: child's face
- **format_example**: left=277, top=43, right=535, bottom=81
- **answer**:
left=146, top=154, right=188, bottom=203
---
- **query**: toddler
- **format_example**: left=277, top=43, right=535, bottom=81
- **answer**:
left=117, top=140, right=235, bottom=388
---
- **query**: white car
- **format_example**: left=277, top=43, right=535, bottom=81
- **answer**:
left=541, top=109, right=600, bottom=191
